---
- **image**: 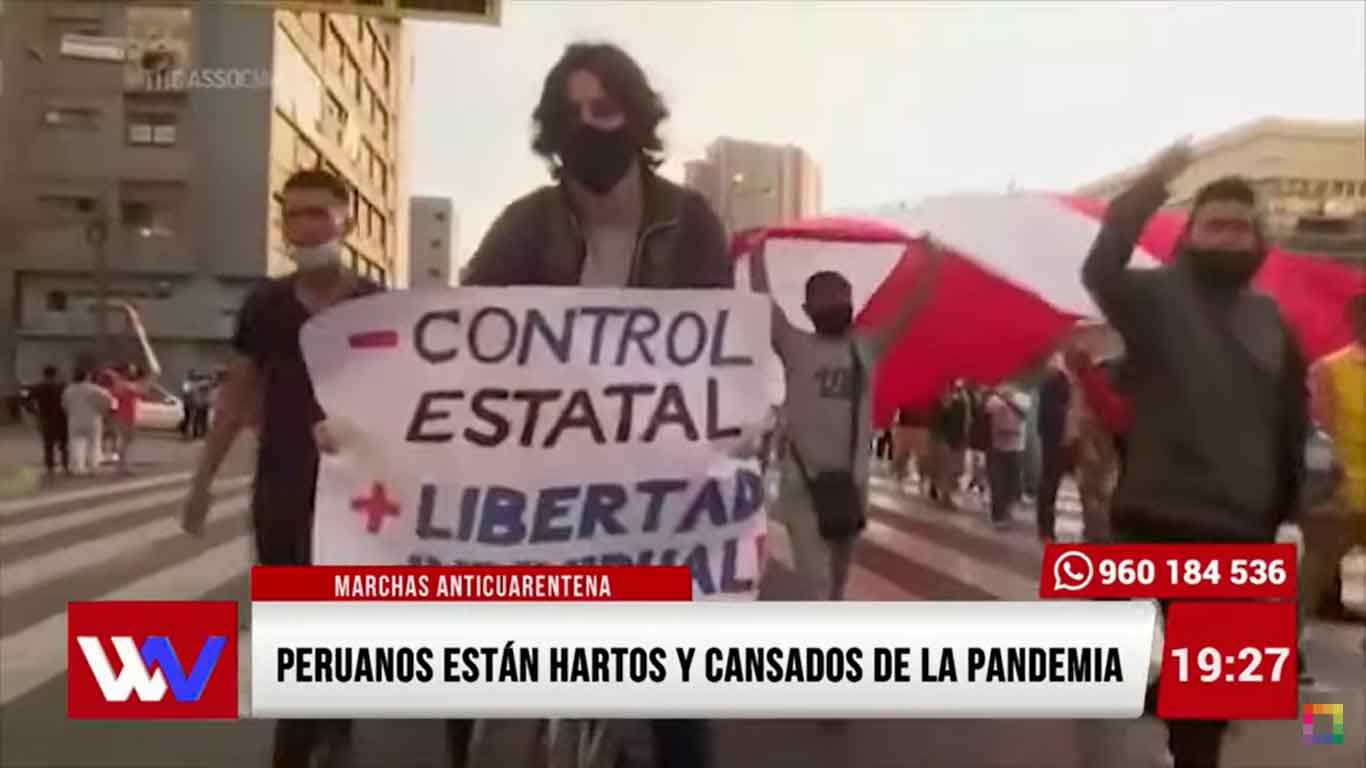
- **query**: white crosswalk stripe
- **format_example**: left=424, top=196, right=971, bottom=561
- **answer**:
left=5, top=462, right=1357, bottom=724
left=0, top=470, right=196, bottom=517
left=0, top=475, right=251, bottom=546
left=0, top=496, right=251, bottom=598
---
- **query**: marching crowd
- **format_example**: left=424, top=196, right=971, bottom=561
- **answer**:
left=11, top=36, right=1358, bottom=768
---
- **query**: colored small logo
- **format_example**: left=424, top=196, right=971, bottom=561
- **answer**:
left=1302, top=703, right=1345, bottom=745
left=67, top=601, right=237, bottom=719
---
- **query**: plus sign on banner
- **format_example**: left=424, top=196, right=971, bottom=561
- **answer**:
left=351, top=482, right=400, bottom=533
left=299, top=288, right=775, bottom=600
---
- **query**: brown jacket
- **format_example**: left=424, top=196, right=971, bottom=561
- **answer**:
left=463, top=168, right=733, bottom=289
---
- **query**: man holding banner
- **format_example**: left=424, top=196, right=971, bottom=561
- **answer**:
left=452, top=41, right=733, bottom=768
left=747, top=242, right=944, bottom=602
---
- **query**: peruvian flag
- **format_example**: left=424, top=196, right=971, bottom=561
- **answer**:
left=734, top=194, right=1363, bottom=428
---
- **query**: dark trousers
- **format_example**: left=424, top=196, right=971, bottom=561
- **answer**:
left=1035, top=443, right=1075, bottom=539
left=987, top=450, right=1022, bottom=523
left=191, top=405, right=209, bottom=439
left=650, top=719, right=712, bottom=768
left=1117, top=524, right=1229, bottom=767
left=41, top=424, right=69, bottom=473
left=254, top=488, right=476, bottom=767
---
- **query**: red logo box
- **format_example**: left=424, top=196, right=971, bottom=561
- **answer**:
left=67, top=601, right=237, bottom=720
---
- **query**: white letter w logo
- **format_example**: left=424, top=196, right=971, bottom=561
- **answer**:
left=76, top=636, right=169, bottom=702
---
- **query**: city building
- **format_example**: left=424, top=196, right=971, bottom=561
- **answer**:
left=1076, top=117, right=1366, bottom=263
left=685, top=137, right=822, bottom=233
left=0, top=1, right=412, bottom=398
left=408, top=196, right=457, bottom=288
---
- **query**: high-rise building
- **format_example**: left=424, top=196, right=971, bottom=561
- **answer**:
left=0, top=2, right=410, bottom=395
left=685, top=137, right=822, bottom=233
left=1076, top=117, right=1366, bottom=263
left=409, top=197, right=457, bottom=288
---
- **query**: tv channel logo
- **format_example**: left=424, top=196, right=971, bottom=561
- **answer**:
left=1302, top=703, right=1345, bottom=745
left=67, top=601, right=237, bottom=719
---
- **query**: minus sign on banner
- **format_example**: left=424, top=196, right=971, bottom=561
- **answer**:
left=349, top=330, right=399, bottom=349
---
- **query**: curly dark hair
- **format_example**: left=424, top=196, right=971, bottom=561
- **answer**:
left=531, top=43, right=669, bottom=177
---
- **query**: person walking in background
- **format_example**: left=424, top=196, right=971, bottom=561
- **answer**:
left=965, top=384, right=993, bottom=498
left=25, top=365, right=69, bottom=478
left=63, top=369, right=115, bottom=476
left=1303, top=293, right=1366, bottom=624
left=1035, top=354, right=1076, bottom=543
left=104, top=363, right=153, bottom=475
left=929, top=381, right=971, bottom=509
left=1081, top=141, right=1309, bottom=768
left=1062, top=346, right=1119, bottom=542
left=984, top=385, right=1029, bottom=529
left=188, top=374, right=212, bottom=440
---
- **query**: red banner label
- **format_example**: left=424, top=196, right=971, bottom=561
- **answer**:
left=1038, top=544, right=1296, bottom=599
left=1156, top=601, right=1297, bottom=720
left=251, top=565, right=695, bottom=601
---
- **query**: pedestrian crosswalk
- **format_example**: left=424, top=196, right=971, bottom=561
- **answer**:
left=1, top=462, right=1359, bottom=724
left=0, top=470, right=255, bottom=707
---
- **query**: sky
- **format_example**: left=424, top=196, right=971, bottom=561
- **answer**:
left=410, top=1, right=1365, bottom=264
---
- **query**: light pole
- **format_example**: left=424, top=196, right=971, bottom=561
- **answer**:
left=84, top=207, right=109, bottom=348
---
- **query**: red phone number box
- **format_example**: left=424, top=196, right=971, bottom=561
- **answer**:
left=1156, top=601, right=1297, bottom=720
left=1039, top=544, right=1296, bottom=600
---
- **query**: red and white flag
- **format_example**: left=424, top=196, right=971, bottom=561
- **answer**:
left=735, top=194, right=1360, bottom=426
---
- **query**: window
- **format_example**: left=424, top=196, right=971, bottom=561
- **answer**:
left=379, top=164, right=388, bottom=195
left=36, top=194, right=97, bottom=221
left=381, top=55, right=391, bottom=88
left=119, top=182, right=184, bottom=237
left=323, top=92, right=347, bottom=142
left=300, top=11, right=323, bottom=43
left=350, top=53, right=363, bottom=103
left=41, top=106, right=99, bottom=130
left=127, top=112, right=178, bottom=146
left=47, top=16, right=103, bottom=56
left=378, top=104, right=390, bottom=141
left=329, top=22, right=346, bottom=74
left=294, top=134, right=319, bottom=169
left=46, top=290, right=70, bottom=313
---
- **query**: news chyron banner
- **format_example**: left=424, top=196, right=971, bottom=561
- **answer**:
left=248, top=569, right=1158, bottom=719
left=125, top=0, right=501, bottom=26
left=300, top=288, right=776, bottom=595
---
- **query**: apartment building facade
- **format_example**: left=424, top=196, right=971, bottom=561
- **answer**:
left=685, top=137, right=822, bottom=233
left=408, top=196, right=457, bottom=288
left=0, top=1, right=411, bottom=397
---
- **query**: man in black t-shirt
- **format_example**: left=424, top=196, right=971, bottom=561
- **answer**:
left=181, top=169, right=379, bottom=768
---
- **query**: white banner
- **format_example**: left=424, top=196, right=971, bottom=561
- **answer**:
left=251, top=601, right=1160, bottom=718
left=300, top=288, right=775, bottom=599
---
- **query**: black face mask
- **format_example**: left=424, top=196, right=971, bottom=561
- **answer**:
left=809, top=305, right=853, bottom=337
left=1185, top=247, right=1264, bottom=293
left=559, top=124, right=637, bottom=195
